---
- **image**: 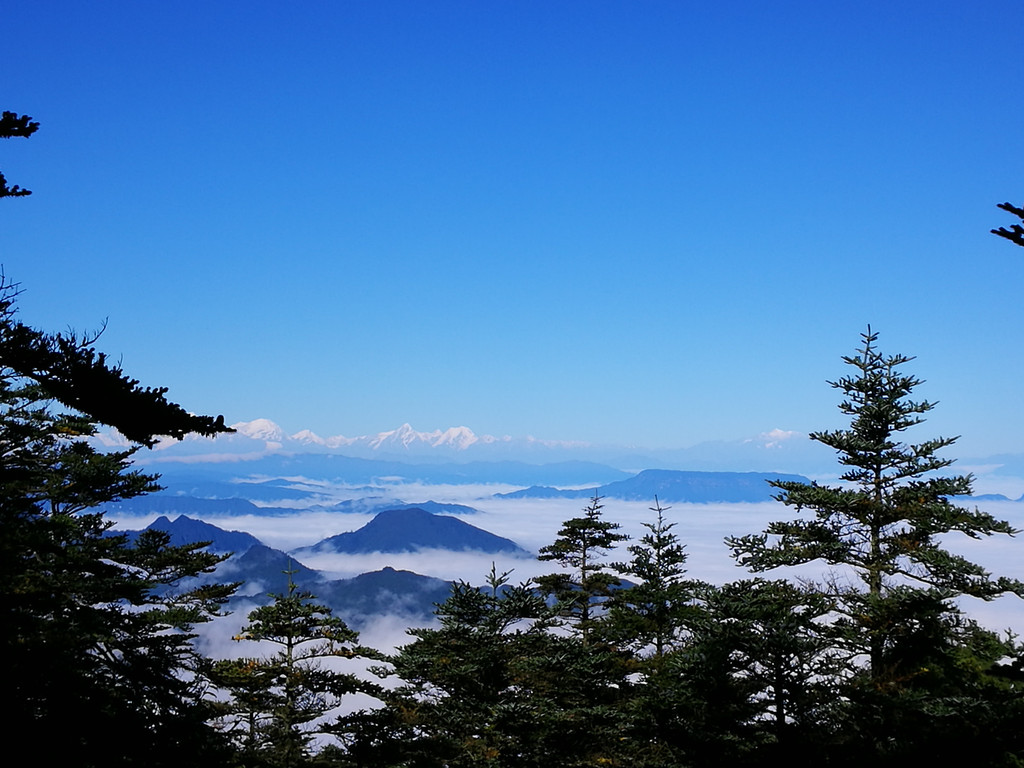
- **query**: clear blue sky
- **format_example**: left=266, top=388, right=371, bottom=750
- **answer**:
left=4, top=2, right=1023, bottom=455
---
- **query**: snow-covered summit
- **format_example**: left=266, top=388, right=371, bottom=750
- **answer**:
left=368, top=423, right=427, bottom=450
left=231, top=418, right=287, bottom=443
left=93, top=418, right=837, bottom=476
left=368, top=424, right=481, bottom=451
left=290, top=428, right=325, bottom=445
left=198, top=420, right=501, bottom=459
left=136, top=419, right=617, bottom=465
left=432, top=426, right=479, bottom=450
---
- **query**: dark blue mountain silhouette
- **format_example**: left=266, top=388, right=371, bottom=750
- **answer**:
left=109, top=495, right=295, bottom=517
left=599, top=469, right=809, bottom=502
left=497, top=485, right=571, bottom=499
left=134, top=514, right=263, bottom=553
left=496, top=469, right=811, bottom=503
left=965, top=493, right=1015, bottom=502
left=315, top=566, right=454, bottom=623
left=118, top=515, right=453, bottom=627
left=221, top=544, right=322, bottom=597
left=223, top=554, right=451, bottom=627
left=324, top=499, right=482, bottom=515
left=301, top=507, right=528, bottom=554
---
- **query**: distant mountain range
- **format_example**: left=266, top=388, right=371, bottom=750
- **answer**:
left=107, top=453, right=1012, bottom=529
left=496, top=469, right=811, bottom=504
left=132, top=451, right=632, bottom=492
left=98, top=419, right=845, bottom=475
left=96, top=418, right=1024, bottom=504
left=109, top=493, right=485, bottom=518
left=108, top=464, right=814, bottom=518
left=125, top=513, right=463, bottom=627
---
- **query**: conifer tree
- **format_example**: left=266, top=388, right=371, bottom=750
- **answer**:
left=215, top=570, right=369, bottom=768
left=602, top=497, right=698, bottom=768
left=723, top=329, right=1024, bottom=765
left=0, top=296, right=238, bottom=766
left=727, top=328, right=1024, bottom=677
left=535, top=495, right=627, bottom=642
left=606, top=497, right=696, bottom=659
left=336, top=566, right=629, bottom=768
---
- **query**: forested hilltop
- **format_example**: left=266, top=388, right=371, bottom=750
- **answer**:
left=5, top=112, right=1024, bottom=766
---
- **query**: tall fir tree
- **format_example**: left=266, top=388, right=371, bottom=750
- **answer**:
left=335, top=566, right=630, bottom=768
left=601, top=498, right=705, bottom=768
left=606, top=497, right=697, bottom=659
left=727, top=328, right=1023, bottom=675
left=214, top=569, right=369, bottom=768
left=726, top=328, right=1024, bottom=765
left=535, top=495, right=628, bottom=642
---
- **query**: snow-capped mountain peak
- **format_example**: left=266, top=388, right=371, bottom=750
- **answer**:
left=370, top=423, right=441, bottom=450
left=218, top=420, right=486, bottom=455
left=290, top=428, right=326, bottom=445
left=93, top=417, right=838, bottom=475
left=231, top=418, right=286, bottom=443
left=431, top=426, right=479, bottom=450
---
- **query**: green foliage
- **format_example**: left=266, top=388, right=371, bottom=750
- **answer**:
left=711, top=580, right=841, bottom=752
left=606, top=497, right=698, bottom=659
left=0, top=358, right=238, bottom=766
left=720, top=329, right=1024, bottom=764
left=616, top=578, right=841, bottom=768
left=214, top=571, right=371, bottom=768
left=834, top=592, right=1024, bottom=766
left=727, top=329, right=1023, bottom=673
left=336, top=566, right=631, bottom=767
left=536, top=495, right=628, bottom=641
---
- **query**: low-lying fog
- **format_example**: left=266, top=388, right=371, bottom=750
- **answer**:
left=109, top=487, right=1024, bottom=652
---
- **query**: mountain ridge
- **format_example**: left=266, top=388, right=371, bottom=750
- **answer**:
left=95, top=419, right=1024, bottom=493
left=296, top=507, right=530, bottom=556
left=121, top=515, right=455, bottom=628
left=495, top=469, right=813, bottom=503
left=96, top=419, right=837, bottom=475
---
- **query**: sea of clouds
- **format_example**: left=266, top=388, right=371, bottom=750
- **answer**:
left=109, top=487, right=1024, bottom=647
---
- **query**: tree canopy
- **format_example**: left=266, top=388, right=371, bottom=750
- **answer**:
left=536, top=494, right=627, bottom=642
left=728, top=329, right=1022, bottom=670
left=0, top=295, right=240, bottom=766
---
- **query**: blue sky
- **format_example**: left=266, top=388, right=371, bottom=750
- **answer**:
left=4, top=2, right=1023, bottom=455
